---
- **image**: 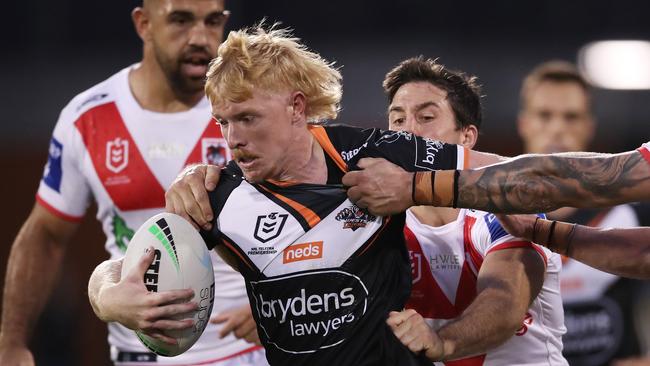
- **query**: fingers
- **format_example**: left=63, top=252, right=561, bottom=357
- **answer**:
left=142, top=331, right=178, bottom=346
left=205, top=165, right=222, bottom=191
left=148, top=318, right=194, bottom=331
left=233, top=316, right=257, bottom=339
left=244, top=328, right=262, bottom=346
left=131, top=247, right=155, bottom=280
left=149, top=288, right=195, bottom=306
left=356, top=157, right=380, bottom=169
left=176, top=181, right=210, bottom=229
left=166, top=190, right=198, bottom=230
left=346, top=186, right=362, bottom=204
left=146, top=300, right=198, bottom=319
left=341, top=170, right=361, bottom=187
left=216, top=314, right=239, bottom=338
left=189, top=181, right=214, bottom=230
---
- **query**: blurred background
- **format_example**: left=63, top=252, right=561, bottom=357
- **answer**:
left=1, top=0, right=649, bottom=365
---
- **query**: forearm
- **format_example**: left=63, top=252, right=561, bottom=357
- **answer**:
left=88, top=258, right=123, bottom=322
left=531, top=221, right=650, bottom=280
left=436, top=286, right=525, bottom=360
left=0, top=222, right=67, bottom=344
left=456, top=151, right=650, bottom=213
left=572, top=226, right=650, bottom=280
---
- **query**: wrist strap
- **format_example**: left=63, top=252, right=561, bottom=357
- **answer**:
left=413, top=171, right=456, bottom=207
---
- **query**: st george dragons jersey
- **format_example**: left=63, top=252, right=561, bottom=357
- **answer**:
left=36, top=65, right=262, bottom=365
left=200, top=125, right=467, bottom=366
left=639, top=141, right=650, bottom=164
left=405, top=209, right=568, bottom=366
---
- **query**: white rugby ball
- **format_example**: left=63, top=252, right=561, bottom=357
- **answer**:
left=121, top=212, right=215, bottom=357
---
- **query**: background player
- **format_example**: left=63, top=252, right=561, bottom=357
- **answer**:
left=0, top=1, right=265, bottom=365
left=381, top=57, right=566, bottom=364
left=515, top=60, right=650, bottom=365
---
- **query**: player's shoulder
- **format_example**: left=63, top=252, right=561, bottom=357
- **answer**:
left=464, top=209, right=512, bottom=243
left=57, top=66, right=129, bottom=126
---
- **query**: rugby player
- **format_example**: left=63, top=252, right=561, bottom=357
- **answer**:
left=0, top=1, right=266, bottom=365
left=380, top=57, right=566, bottom=364
left=90, top=25, right=507, bottom=366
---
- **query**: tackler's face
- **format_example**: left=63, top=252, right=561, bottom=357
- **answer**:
left=388, top=81, right=465, bottom=145
left=212, top=89, right=297, bottom=183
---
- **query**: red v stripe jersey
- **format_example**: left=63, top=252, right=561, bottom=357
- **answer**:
left=35, top=66, right=259, bottom=364
left=200, top=125, right=465, bottom=366
left=405, top=209, right=568, bottom=366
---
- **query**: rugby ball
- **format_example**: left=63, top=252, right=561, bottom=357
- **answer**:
left=121, top=212, right=215, bottom=357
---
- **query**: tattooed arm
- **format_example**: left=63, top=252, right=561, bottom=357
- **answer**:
left=456, top=150, right=650, bottom=213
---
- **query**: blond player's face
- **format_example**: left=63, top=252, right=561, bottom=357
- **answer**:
left=212, top=89, right=296, bottom=183
left=388, top=82, right=465, bottom=145
left=519, top=81, right=594, bottom=153
left=148, top=0, right=228, bottom=92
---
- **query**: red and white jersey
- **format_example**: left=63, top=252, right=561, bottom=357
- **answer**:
left=37, top=65, right=262, bottom=364
left=405, top=209, right=567, bottom=366
left=639, top=141, right=650, bottom=164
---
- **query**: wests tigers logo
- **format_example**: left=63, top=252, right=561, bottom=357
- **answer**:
left=335, top=205, right=376, bottom=231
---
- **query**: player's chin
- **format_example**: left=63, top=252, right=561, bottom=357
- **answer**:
left=241, top=168, right=265, bottom=183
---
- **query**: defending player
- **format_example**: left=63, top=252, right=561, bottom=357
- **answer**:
left=0, top=1, right=266, bottom=365
left=381, top=57, right=566, bottom=364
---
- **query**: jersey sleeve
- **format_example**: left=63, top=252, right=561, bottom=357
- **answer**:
left=35, top=104, right=92, bottom=221
left=469, top=212, right=549, bottom=267
left=638, top=141, right=650, bottom=165
left=325, top=125, right=466, bottom=172
left=200, top=162, right=244, bottom=250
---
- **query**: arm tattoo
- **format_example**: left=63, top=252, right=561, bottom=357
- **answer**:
left=457, top=151, right=650, bottom=213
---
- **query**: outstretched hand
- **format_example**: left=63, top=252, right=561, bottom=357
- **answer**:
left=342, top=158, right=414, bottom=216
left=165, top=164, right=222, bottom=230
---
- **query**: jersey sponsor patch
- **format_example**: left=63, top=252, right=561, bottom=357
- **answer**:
left=43, top=137, right=63, bottom=192
left=414, top=137, right=447, bottom=170
left=250, top=269, right=368, bottom=354
left=283, top=241, right=323, bottom=264
left=484, top=213, right=509, bottom=242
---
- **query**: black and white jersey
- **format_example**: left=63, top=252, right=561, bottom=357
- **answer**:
left=201, top=125, right=465, bottom=366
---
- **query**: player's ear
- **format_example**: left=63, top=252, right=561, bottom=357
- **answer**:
left=460, top=125, right=478, bottom=149
left=132, top=7, right=152, bottom=42
left=289, top=91, right=307, bottom=124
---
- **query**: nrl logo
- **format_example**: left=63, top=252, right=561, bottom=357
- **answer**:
left=335, top=205, right=376, bottom=231
left=106, top=137, right=129, bottom=173
left=254, top=212, right=288, bottom=243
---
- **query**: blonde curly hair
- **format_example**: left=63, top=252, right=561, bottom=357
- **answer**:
left=205, top=24, right=342, bottom=123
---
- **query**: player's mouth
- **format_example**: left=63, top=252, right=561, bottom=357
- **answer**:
left=181, top=55, right=210, bottom=78
left=234, top=151, right=260, bottom=170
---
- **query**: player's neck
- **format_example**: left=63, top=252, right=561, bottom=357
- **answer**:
left=410, top=206, right=460, bottom=227
left=129, top=60, right=203, bottom=113
left=274, top=129, right=327, bottom=184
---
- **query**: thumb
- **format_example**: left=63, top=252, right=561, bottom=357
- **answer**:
left=357, top=157, right=379, bottom=169
left=131, top=246, right=156, bottom=280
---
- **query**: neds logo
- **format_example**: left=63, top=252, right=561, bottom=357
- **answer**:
left=283, top=241, right=323, bottom=263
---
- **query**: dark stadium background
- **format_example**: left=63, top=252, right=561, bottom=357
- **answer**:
left=1, top=1, right=649, bottom=364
